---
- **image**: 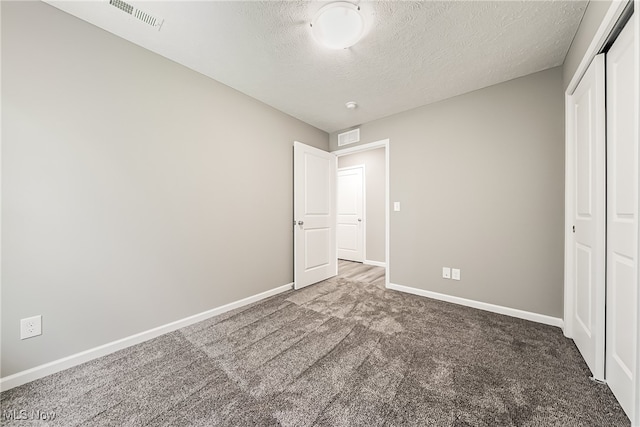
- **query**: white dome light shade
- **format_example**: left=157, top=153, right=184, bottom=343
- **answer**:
left=311, top=2, right=364, bottom=49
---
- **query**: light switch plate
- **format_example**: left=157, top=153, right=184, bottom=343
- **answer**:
left=393, top=202, right=401, bottom=212
left=452, top=268, right=461, bottom=281
left=442, top=267, right=451, bottom=279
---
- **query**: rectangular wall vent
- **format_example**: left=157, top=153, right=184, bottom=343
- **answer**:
left=109, top=0, right=133, bottom=15
left=134, top=9, right=158, bottom=27
left=338, top=128, right=360, bottom=146
left=109, top=0, right=164, bottom=30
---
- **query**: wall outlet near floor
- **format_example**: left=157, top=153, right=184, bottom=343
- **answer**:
left=20, top=315, right=42, bottom=340
left=442, top=267, right=451, bottom=279
left=452, top=268, right=461, bottom=281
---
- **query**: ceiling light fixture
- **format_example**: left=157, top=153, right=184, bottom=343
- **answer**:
left=345, top=101, right=358, bottom=110
left=311, top=2, right=365, bottom=50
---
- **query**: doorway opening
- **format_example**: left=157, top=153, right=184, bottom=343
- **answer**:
left=334, top=139, right=389, bottom=288
left=337, top=165, right=365, bottom=263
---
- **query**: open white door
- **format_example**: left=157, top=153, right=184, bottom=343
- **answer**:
left=337, top=166, right=364, bottom=262
left=605, top=14, right=637, bottom=420
left=293, top=141, right=337, bottom=289
left=569, top=54, right=606, bottom=381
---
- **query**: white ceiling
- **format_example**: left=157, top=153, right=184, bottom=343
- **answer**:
left=45, top=0, right=587, bottom=133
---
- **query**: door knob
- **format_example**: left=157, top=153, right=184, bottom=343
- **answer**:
left=298, top=221, right=304, bottom=226
left=358, top=218, right=362, bottom=222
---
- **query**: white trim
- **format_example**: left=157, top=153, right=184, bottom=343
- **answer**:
left=364, top=260, right=386, bottom=268
left=385, top=141, right=389, bottom=289
left=563, top=88, right=574, bottom=339
left=333, top=139, right=387, bottom=156
left=634, top=3, right=640, bottom=424
left=337, top=165, right=365, bottom=172
left=333, top=139, right=390, bottom=288
left=388, top=283, right=564, bottom=328
left=0, top=282, right=293, bottom=392
left=566, top=0, right=630, bottom=94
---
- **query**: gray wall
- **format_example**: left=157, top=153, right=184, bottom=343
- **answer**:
left=330, top=67, right=565, bottom=318
left=338, top=148, right=386, bottom=264
left=1, top=1, right=328, bottom=377
left=563, top=0, right=613, bottom=88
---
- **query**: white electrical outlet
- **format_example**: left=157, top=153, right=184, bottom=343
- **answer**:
left=452, top=268, right=461, bottom=281
left=20, top=315, right=42, bottom=340
left=442, top=267, right=451, bottom=279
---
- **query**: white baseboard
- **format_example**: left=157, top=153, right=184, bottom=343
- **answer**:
left=364, top=260, right=386, bottom=268
left=0, top=282, right=293, bottom=392
left=387, top=283, right=564, bottom=328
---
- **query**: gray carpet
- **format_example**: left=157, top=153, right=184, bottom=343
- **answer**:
left=0, top=271, right=630, bottom=426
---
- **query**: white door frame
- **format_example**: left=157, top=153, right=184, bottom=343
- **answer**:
left=333, top=139, right=390, bottom=288
left=564, top=1, right=639, bottom=424
left=337, top=164, right=366, bottom=262
left=633, top=4, right=640, bottom=423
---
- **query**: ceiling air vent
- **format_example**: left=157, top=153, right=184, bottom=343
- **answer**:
left=109, top=0, right=164, bottom=31
left=338, top=128, right=360, bottom=146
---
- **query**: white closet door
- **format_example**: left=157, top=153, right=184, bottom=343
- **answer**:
left=337, top=166, right=364, bottom=262
left=606, top=14, right=637, bottom=420
left=569, top=54, right=607, bottom=381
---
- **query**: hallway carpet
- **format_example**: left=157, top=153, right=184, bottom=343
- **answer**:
left=0, top=264, right=629, bottom=426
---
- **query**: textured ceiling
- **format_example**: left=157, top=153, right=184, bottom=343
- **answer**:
left=45, top=1, right=587, bottom=133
